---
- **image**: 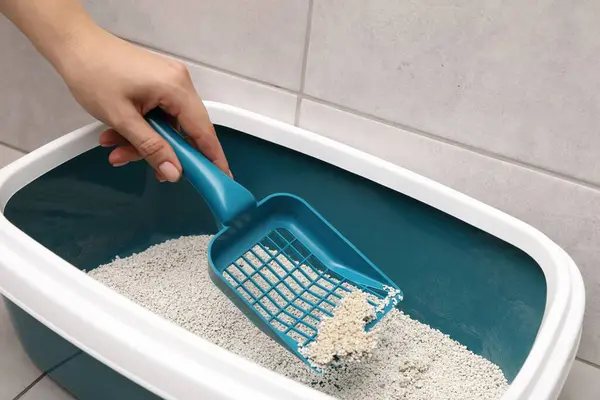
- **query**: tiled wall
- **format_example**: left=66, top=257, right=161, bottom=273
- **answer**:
left=1, top=0, right=599, bottom=386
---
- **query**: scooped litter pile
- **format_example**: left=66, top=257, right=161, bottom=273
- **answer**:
left=89, top=235, right=509, bottom=400
left=300, top=290, right=379, bottom=369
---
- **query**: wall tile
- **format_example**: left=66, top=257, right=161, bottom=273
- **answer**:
left=0, top=299, right=42, bottom=399
left=559, top=360, right=600, bottom=400
left=173, top=54, right=298, bottom=124
left=305, top=0, right=600, bottom=185
left=0, top=144, right=25, bottom=168
left=84, top=0, right=310, bottom=90
left=300, top=99, right=600, bottom=365
left=0, top=18, right=93, bottom=152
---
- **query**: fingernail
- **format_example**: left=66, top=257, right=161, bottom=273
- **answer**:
left=159, top=162, right=180, bottom=182
left=112, top=161, right=129, bottom=167
left=100, top=142, right=116, bottom=148
left=228, top=171, right=234, bottom=179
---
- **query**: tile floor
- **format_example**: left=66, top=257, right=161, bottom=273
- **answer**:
left=1, top=142, right=599, bottom=399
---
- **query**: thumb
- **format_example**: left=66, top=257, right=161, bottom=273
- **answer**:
left=113, top=107, right=182, bottom=182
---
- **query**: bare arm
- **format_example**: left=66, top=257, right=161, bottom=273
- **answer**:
left=1, top=0, right=231, bottom=182
left=1, top=0, right=94, bottom=69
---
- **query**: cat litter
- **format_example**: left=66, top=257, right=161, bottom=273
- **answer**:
left=299, top=289, right=380, bottom=369
left=88, top=235, right=508, bottom=400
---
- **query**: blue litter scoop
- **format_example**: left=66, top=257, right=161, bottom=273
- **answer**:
left=146, top=109, right=403, bottom=371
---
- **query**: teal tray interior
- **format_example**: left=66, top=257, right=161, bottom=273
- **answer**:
left=3, top=125, right=545, bottom=399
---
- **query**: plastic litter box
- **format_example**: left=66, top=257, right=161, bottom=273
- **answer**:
left=0, top=102, right=585, bottom=400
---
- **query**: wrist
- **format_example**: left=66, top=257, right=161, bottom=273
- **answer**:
left=45, top=17, right=103, bottom=77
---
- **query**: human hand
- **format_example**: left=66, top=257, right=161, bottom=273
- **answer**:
left=54, top=25, right=230, bottom=182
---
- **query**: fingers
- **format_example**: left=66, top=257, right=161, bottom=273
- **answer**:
left=108, top=145, right=142, bottom=166
left=99, top=120, right=180, bottom=183
left=184, top=98, right=231, bottom=176
left=100, top=129, right=143, bottom=166
left=99, top=129, right=129, bottom=147
left=155, top=169, right=167, bottom=182
left=111, top=107, right=182, bottom=182
left=100, top=136, right=171, bottom=183
left=162, top=89, right=231, bottom=177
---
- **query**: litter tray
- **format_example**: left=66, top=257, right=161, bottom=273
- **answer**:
left=0, top=102, right=585, bottom=400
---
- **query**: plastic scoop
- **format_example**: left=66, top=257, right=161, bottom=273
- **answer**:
left=146, top=109, right=403, bottom=370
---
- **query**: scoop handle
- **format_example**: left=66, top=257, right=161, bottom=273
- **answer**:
left=145, top=108, right=257, bottom=226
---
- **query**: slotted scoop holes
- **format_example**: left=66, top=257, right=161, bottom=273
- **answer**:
left=222, top=228, right=385, bottom=347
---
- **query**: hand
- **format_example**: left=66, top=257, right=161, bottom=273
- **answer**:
left=56, top=25, right=231, bottom=182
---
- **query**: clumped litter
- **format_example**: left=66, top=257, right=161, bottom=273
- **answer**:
left=89, top=235, right=509, bottom=400
left=300, top=290, right=379, bottom=369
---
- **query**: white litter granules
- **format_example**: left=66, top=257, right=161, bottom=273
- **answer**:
left=300, top=290, right=379, bottom=369
left=89, top=235, right=508, bottom=400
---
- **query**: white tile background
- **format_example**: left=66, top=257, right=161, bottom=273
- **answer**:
left=1, top=0, right=600, bottom=398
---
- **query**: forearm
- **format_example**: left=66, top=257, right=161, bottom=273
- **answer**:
left=0, top=0, right=100, bottom=74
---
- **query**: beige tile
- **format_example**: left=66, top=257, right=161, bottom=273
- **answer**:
left=560, top=360, right=600, bottom=400
left=21, top=376, right=75, bottom=400
left=0, top=299, right=42, bottom=399
left=158, top=51, right=298, bottom=124
left=305, top=0, right=600, bottom=185
left=0, top=143, right=25, bottom=168
left=300, top=99, right=600, bottom=365
left=0, top=18, right=94, bottom=152
left=84, top=0, right=310, bottom=90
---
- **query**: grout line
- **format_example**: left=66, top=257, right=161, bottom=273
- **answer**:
left=576, top=356, right=600, bottom=371
left=300, top=95, right=600, bottom=192
left=127, top=36, right=600, bottom=192
left=124, top=38, right=298, bottom=95
left=294, top=0, right=315, bottom=126
left=12, top=373, right=45, bottom=400
left=12, top=350, right=82, bottom=400
left=0, top=140, right=28, bottom=155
